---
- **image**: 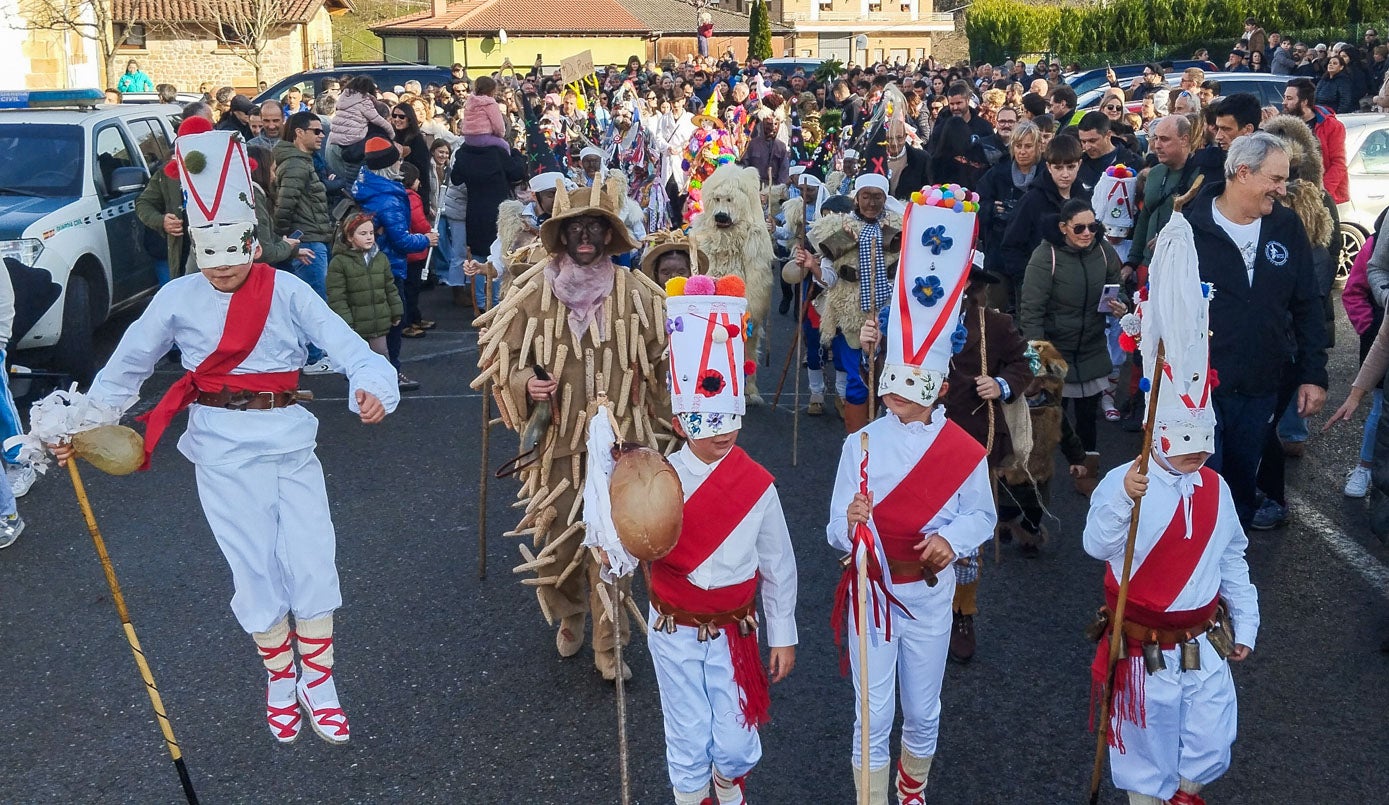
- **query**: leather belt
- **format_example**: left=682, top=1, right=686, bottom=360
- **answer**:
left=649, top=587, right=758, bottom=641
left=194, top=389, right=313, bottom=410
left=885, top=556, right=940, bottom=587
left=1098, top=606, right=1219, bottom=648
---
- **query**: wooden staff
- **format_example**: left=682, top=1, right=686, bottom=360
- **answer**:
left=979, top=305, right=1002, bottom=567
left=67, top=459, right=199, bottom=804
left=478, top=276, right=494, bottom=580
left=856, top=430, right=871, bottom=805
left=792, top=279, right=804, bottom=467
left=1088, top=341, right=1166, bottom=805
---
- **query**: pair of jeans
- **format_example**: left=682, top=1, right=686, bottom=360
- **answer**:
left=294, top=242, right=330, bottom=364
left=1210, top=390, right=1279, bottom=525
left=438, top=216, right=469, bottom=287
left=1276, top=397, right=1308, bottom=443
left=1362, top=391, right=1384, bottom=464
left=403, top=261, right=424, bottom=325
left=473, top=275, right=503, bottom=312
left=830, top=332, right=868, bottom=405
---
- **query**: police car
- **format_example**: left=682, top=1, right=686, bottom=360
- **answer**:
left=0, top=89, right=180, bottom=382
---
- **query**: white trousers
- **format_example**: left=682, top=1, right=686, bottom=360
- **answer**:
left=846, top=575, right=954, bottom=770
left=1109, top=636, right=1237, bottom=800
left=195, top=447, right=342, bottom=634
left=648, top=606, right=762, bottom=795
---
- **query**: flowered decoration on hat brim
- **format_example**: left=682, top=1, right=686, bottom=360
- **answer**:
left=922, top=224, right=952, bottom=255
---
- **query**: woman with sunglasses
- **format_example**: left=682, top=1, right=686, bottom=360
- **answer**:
left=390, top=103, right=433, bottom=215
left=1018, top=197, right=1127, bottom=495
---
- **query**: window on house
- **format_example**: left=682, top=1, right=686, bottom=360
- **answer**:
left=417, top=37, right=430, bottom=63
left=899, top=0, right=912, bottom=12
left=817, top=0, right=831, bottom=9
left=219, top=24, right=249, bottom=47
left=114, top=23, right=146, bottom=49
left=872, top=48, right=884, bottom=63
left=868, top=1, right=882, bottom=10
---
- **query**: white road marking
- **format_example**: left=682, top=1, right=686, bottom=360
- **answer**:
left=1287, top=494, right=1389, bottom=599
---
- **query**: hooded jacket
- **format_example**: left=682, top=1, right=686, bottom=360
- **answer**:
left=326, top=243, right=402, bottom=339
left=1185, top=181, right=1329, bottom=395
left=351, top=169, right=431, bottom=280
left=271, top=140, right=333, bottom=243
left=1018, top=223, right=1122, bottom=386
left=998, top=169, right=1092, bottom=286
left=977, top=157, right=1039, bottom=272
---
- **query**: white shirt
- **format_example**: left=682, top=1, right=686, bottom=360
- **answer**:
left=826, top=408, right=997, bottom=561
left=669, top=444, right=799, bottom=647
left=1211, top=202, right=1261, bottom=284
left=89, top=270, right=400, bottom=466
left=1083, top=459, right=1260, bottom=649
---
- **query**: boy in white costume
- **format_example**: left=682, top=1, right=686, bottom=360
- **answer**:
left=827, top=193, right=996, bottom=804
left=1083, top=207, right=1258, bottom=805
left=649, top=274, right=798, bottom=805
left=50, top=131, right=399, bottom=746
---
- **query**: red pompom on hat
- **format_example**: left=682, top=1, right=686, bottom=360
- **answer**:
left=177, top=116, right=213, bottom=137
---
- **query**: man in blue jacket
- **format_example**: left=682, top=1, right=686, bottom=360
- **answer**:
left=1186, top=131, right=1328, bottom=526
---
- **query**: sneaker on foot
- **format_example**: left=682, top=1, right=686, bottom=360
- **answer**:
left=8, top=463, right=36, bottom=498
left=1345, top=466, right=1373, bottom=498
left=302, top=358, right=335, bottom=375
left=1101, top=391, right=1121, bottom=422
left=397, top=373, right=420, bottom=392
left=1250, top=499, right=1289, bottom=531
left=0, top=513, right=25, bottom=549
left=807, top=393, right=825, bottom=416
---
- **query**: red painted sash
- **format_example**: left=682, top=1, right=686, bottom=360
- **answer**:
left=650, top=446, right=773, bottom=611
left=137, top=264, right=299, bottom=468
left=1103, top=467, right=1221, bottom=612
left=871, top=420, right=986, bottom=578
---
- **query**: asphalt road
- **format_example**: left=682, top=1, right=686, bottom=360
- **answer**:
left=1, top=282, right=1385, bottom=804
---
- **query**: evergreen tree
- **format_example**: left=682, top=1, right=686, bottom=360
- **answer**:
left=749, top=0, right=773, bottom=61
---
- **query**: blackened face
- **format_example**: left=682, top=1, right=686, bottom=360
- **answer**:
left=561, top=216, right=613, bottom=265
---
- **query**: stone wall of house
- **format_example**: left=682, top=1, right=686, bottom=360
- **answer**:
left=118, top=14, right=334, bottom=93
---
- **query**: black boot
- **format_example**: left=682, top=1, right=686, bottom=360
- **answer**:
left=949, top=612, right=976, bottom=664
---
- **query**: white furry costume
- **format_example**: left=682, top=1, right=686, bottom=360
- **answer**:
left=808, top=208, right=903, bottom=351
left=688, top=165, right=775, bottom=401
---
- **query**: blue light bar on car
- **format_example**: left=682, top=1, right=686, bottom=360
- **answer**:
left=0, top=89, right=106, bottom=110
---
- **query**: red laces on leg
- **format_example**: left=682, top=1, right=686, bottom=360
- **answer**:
left=297, top=633, right=334, bottom=688
left=257, top=633, right=295, bottom=680
left=266, top=702, right=302, bottom=739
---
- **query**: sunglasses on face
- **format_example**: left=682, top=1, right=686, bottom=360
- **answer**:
left=306, top=128, right=324, bottom=135
left=1103, top=103, right=1123, bottom=111
left=1068, top=222, right=1103, bottom=235
left=391, top=113, right=408, bottom=119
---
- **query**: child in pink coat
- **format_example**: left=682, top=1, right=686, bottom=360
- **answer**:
left=460, top=75, right=510, bottom=153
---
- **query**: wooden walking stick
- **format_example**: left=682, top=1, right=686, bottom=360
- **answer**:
left=978, top=306, right=1003, bottom=567
left=770, top=322, right=800, bottom=409
left=1087, top=341, right=1166, bottom=805
left=67, top=458, right=199, bottom=804
left=856, top=430, right=872, bottom=805
left=792, top=280, right=804, bottom=466
left=865, top=237, right=881, bottom=422
left=608, top=577, right=633, bottom=805
left=478, top=275, right=494, bottom=580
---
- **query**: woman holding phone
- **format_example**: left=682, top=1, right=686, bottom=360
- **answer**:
left=1018, top=198, right=1127, bottom=495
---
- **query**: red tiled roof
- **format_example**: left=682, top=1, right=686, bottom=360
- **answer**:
left=373, top=0, right=648, bottom=35
left=113, top=0, right=352, bottom=25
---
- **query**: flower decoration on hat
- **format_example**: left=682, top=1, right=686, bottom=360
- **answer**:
left=183, top=150, right=207, bottom=175
left=912, top=275, right=944, bottom=307
left=696, top=368, right=726, bottom=397
left=665, top=316, right=685, bottom=334
left=922, top=225, right=953, bottom=255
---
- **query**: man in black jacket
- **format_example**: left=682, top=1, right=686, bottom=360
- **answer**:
left=1075, top=111, right=1141, bottom=194
left=1187, top=131, right=1328, bottom=526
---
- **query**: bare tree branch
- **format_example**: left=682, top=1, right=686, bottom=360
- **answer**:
left=15, top=0, right=140, bottom=86
left=185, top=0, right=285, bottom=85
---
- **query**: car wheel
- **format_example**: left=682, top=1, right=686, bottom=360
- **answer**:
left=1339, top=224, right=1365, bottom=284
left=53, top=274, right=95, bottom=386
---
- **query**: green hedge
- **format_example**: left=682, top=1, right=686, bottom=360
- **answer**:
left=966, top=0, right=1389, bottom=66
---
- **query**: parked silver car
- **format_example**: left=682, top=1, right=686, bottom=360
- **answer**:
left=1338, top=112, right=1389, bottom=278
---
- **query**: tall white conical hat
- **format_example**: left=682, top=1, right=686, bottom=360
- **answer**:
left=1140, top=210, right=1217, bottom=456
left=666, top=274, right=751, bottom=437
left=173, top=130, right=257, bottom=269
left=877, top=185, right=979, bottom=407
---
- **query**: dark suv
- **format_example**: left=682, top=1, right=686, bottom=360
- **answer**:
left=255, top=63, right=454, bottom=104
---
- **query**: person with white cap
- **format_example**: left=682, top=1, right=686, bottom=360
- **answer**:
left=792, top=172, right=902, bottom=432
left=46, top=129, right=400, bottom=745
left=649, top=273, right=799, bottom=805
left=827, top=190, right=997, bottom=804
left=1083, top=202, right=1258, bottom=805
left=775, top=171, right=832, bottom=414
left=578, top=145, right=609, bottom=187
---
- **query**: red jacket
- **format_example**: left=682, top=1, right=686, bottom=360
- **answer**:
left=1312, top=106, right=1350, bottom=204
left=405, top=187, right=431, bottom=262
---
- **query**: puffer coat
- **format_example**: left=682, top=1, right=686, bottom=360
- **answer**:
left=1018, top=224, right=1123, bottom=386
left=326, top=244, right=402, bottom=339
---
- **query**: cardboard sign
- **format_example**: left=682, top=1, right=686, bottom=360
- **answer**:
left=560, top=50, right=594, bottom=85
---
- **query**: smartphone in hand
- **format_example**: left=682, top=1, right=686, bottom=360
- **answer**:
left=1097, top=283, right=1122, bottom=314
left=289, top=229, right=304, bottom=241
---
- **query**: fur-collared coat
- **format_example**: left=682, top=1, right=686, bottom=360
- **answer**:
left=809, top=208, right=903, bottom=350
left=1000, top=340, right=1086, bottom=486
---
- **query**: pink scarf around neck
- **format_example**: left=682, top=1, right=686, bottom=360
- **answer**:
left=546, top=253, right=616, bottom=339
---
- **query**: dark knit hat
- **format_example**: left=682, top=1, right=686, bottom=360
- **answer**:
left=364, top=137, right=400, bottom=170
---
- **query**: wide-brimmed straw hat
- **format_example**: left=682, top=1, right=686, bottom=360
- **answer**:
left=639, top=228, right=709, bottom=279
left=539, top=172, right=639, bottom=255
